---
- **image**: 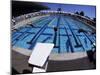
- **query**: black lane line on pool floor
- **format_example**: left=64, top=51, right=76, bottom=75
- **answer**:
left=27, top=16, right=56, bottom=50
left=72, top=17, right=95, bottom=45
left=68, top=17, right=85, bottom=51
left=63, top=20, right=74, bottom=53
left=12, top=16, right=51, bottom=45
left=63, top=17, right=82, bottom=48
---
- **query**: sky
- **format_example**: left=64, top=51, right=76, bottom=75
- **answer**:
left=41, top=2, right=96, bottom=19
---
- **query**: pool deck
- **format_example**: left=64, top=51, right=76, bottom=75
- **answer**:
left=12, top=50, right=95, bottom=74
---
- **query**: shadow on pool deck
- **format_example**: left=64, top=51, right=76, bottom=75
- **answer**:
left=12, top=50, right=95, bottom=74
left=47, top=57, right=95, bottom=72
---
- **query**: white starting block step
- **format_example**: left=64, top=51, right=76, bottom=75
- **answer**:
left=28, top=43, right=54, bottom=73
left=33, top=67, right=46, bottom=73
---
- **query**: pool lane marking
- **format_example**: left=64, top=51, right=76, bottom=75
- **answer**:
left=28, top=18, right=55, bottom=49
left=58, top=16, right=61, bottom=53
left=62, top=17, right=74, bottom=53
left=53, top=15, right=61, bottom=53
left=42, top=36, right=51, bottom=43
left=12, top=26, right=36, bottom=46
left=26, top=17, right=53, bottom=44
left=31, top=16, right=49, bottom=26
left=67, top=17, right=84, bottom=49
left=21, top=33, right=31, bottom=40
left=12, top=28, right=31, bottom=46
left=47, top=16, right=56, bottom=26
left=33, top=16, right=51, bottom=27
left=63, top=17, right=82, bottom=47
left=72, top=18, right=91, bottom=50
left=12, top=27, right=30, bottom=41
left=53, top=16, right=59, bottom=45
left=12, top=16, right=50, bottom=46
left=65, top=17, right=81, bottom=45
left=71, top=17, right=94, bottom=45
left=71, top=16, right=96, bottom=50
left=68, top=18, right=85, bottom=51
left=12, top=32, right=19, bottom=38
left=27, top=20, right=51, bottom=42
left=28, top=17, right=56, bottom=50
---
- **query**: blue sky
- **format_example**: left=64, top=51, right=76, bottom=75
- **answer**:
left=41, top=3, right=96, bottom=19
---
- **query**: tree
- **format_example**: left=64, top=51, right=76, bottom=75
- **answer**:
left=75, top=11, right=79, bottom=15
left=80, top=11, right=84, bottom=16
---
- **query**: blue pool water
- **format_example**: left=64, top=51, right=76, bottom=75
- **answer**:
left=12, top=15, right=96, bottom=53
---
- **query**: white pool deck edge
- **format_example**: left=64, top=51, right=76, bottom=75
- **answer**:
left=12, top=46, right=88, bottom=61
left=49, top=52, right=87, bottom=61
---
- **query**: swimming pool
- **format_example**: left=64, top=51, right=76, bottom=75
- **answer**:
left=12, top=14, right=96, bottom=53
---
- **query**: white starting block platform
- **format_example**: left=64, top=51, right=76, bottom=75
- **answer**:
left=28, top=43, right=54, bottom=73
